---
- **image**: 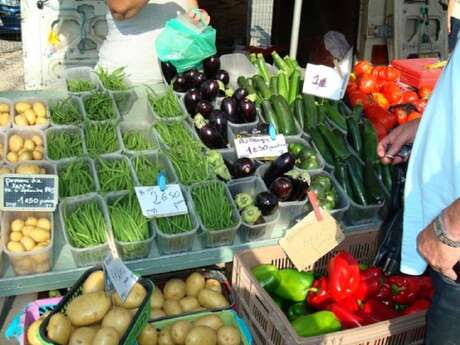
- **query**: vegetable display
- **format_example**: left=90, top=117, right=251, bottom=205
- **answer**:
left=147, top=85, right=184, bottom=119
left=7, top=133, right=44, bottom=163
left=14, top=101, right=49, bottom=127
left=84, top=121, right=119, bottom=157
left=58, top=159, right=96, bottom=198
left=66, top=79, right=96, bottom=93
left=156, top=214, right=194, bottom=235
left=6, top=216, right=51, bottom=253
left=131, top=154, right=161, bottom=186
left=49, top=98, right=82, bottom=125
left=95, top=66, right=129, bottom=91
left=83, top=91, right=117, bottom=121
left=96, top=157, right=134, bottom=193
left=122, top=129, right=157, bottom=151
left=46, top=129, right=84, bottom=160
left=234, top=189, right=279, bottom=225
left=0, top=102, right=10, bottom=127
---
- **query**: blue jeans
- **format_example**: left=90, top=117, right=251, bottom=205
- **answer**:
left=449, top=17, right=460, bottom=53
left=425, top=269, right=460, bottom=345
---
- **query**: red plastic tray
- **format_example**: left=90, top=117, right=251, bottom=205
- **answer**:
left=392, top=58, right=443, bottom=89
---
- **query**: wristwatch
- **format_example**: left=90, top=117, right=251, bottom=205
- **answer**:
left=433, top=213, right=460, bottom=248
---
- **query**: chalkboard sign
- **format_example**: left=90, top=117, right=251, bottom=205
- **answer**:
left=0, top=174, right=58, bottom=211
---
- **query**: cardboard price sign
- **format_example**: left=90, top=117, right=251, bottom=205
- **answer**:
left=135, top=184, right=188, bottom=218
left=234, top=134, right=288, bottom=159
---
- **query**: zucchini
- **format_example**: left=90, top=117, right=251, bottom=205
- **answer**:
left=346, top=160, right=367, bottom=206
left=351, top=104, right=363, bottom=122
left=324, top=103, right=347, bottom=133
left=293, top=97, right=305, bottom=130
left=318, top=124, right=350, bottom=161
left=261, top=100, right=280, bottom=133
left=277, top=72, right=289, bottom=101
left=256, top=53, right=271, bottom=83
left=335, top=162, right=353, bottom=198
left=317, top=104, right=326, bottom=124
left=237, top=76, right=257, bottom=95
left=288, top=70, right=301, bottom=104
left=347, top=117, right=363, bottom=158
left=309, top=131, right=334, bottom=165
left=382, top=163, right=393, bottom=192
left=364, top=161, right=385, bottom=204
left=271, top=95, right=297, bottom=136
left=253, top=75, right=272, bottom=100
left=270, top=76, right=279, bottom=95
left=362, top=119, right=379, bottom=162
left=302, top=94, right=318, bottom=129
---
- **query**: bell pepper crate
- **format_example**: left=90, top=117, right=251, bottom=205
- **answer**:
left=59, top=193, right=111, bottom=268
left=118, top=121, right=160, bottom=156
left=1, top=211, right=54, bottom=276
left=63, top=66, right=101, bottom=95
left=57, top=157, right=100, bottom=200
left=0, top=97, right=14, bottom=131
left=82, top=120, right=124, bottom=158
left=44, top=125, right=87, bottom=162
left=188, top=180, right=241, bottom=248
left=48, top=96, right=85, bottom=127
left=147, top=266, right=235, bottom=321
left=94, top=153, right=137, bottom=194
left=6, top=128, right=47, bottom=164
left=12, top=98, right=51, bottom=130
left=227, top=176, right=281, bottom=242
left=81, top=90, right=121, bottom=123
left=38, top=266, right=154, bottom=345
left=232, top=230, right=426, bottom=345
left=150, top=309, right=254, bottom=344
left=105, top=191, right=156, bottom=261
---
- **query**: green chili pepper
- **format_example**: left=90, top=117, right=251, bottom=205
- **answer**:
left=292, top=311, right=342, bottom=337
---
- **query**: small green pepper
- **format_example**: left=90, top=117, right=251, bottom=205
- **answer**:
left=274, top=269, right=314, bottom=302
left=288, top=143, right=305, bottom=159
left=298, top=157, right=319, bottom=170
left=287, top=302, right=312, bottom=321
left=252, top=264, right=280, bottom=294
left=292, top=311, right=342, bottom=337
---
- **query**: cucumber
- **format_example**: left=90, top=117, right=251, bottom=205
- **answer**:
left=302, top=94, right=318, bottom=129
left=293, top=97, right=305, bottom=131
left=362, top=119, right=379, bottom=162
left=288, top=70, right=301, bottom=104
left=271, top=95, right=297, bottom=136
left=351, top=104, right=363, bottom=122
left=335, top=162, right=353, bottom=198
left=237, top=76, right=257, bottom=95
left=261, top=99, right=280, bottom=133
left=364, top=161, right=385, bottom=204
left=382, top=163, right=393, bottom=192
left=346, top=160, right=367, bottom=206
left=309, top=131, right=334, bottom=165
left=347, top=117, right=363, bottom=158
left=317, top=104, right=326, bottom=124
left=318, top=124, right=350, bottom=161
left=253, top=75, right=272, bottom=100
left=270, top=76, right=279, bottom=95
left=324, top=103, right=347, bottom=133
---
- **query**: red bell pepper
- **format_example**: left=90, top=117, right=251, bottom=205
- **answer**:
left=327, top=252, right=361, bottom=302
left=402, top=299, right=431, bottom=316
left=306, top=277, right=333, bottom=310
left=388, top=275, right=420, bottom=305
left=374, top=280, right=391, bottom=301
left=356, top=267, right=384, bottom=301
left=337, top=296, right=360, bottom=312
left=327, top=303, right=373, bottom=329
left=417, top=276, right=434, bottom=300
left=363, top=299, right=399, bottom=322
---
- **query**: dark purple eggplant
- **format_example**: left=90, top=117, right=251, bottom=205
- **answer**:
left=238, top=99, right=257, bottom=123
left=193, top=114, right=227, bottom=149
left=184, top=89, right=202, bottom=115
left=221, top=97, right=242, bottom=123
left=203, top=55, right=221, bottom=79
left=200, top=80, right=220, bottom=101
left=255, top=191, right=279, bottom=216
left=233, top=87, right=249, bottom=102
left=209, top=109, right=228, bottom=140
left=224, top=159, right=235, bottom=177
left=215, top=70, right=230, bottom=86
left=232, top=158, right=255, bottom=178
left=173, top=75, right=188, bottom=92
left=263, top=152, right=296, bottom=187
left=161, top=62, right=177, bottom=84
left=184, top=69, right=199, bottom=89
left=190, top=71, right=207, bottom=88
left=195, top=100, right=214, bottom=119
left=286, top=170, right=309, bottom=201
left=270, top=177, right=294, bottom=202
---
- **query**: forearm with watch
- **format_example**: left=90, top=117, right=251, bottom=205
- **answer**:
left=434, top=198, right=460, bottom=247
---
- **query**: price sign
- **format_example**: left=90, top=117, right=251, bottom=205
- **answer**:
left=135, top=184, right=188, bottom=218
left=234, top=134, right=288, bottom=159
left=302, top=64, right=349, bottom=101
left=103, top=254, right=138, bottom=302
left=0, top=174, right=58, bottom=212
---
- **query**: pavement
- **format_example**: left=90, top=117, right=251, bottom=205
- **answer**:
left=0, top=34, right=24, bottom=92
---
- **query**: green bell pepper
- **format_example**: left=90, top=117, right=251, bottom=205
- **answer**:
left=287, top=302, right=313, bottom=321
left=292, top=311, right=342, bottom=337
left=251, top=264, right=280, bottom=294
left=274, top=269, right=314, bottom=302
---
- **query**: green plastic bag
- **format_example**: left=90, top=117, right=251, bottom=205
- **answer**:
left=156, top=18, right=217, bottom=73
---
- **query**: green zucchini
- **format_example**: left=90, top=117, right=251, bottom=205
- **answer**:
left=271, top=95, right=297, bottom=136
left=237, top=76, right=257, bottom=95
left=324, top=103, right=347, bottom=133
left=335, top=162, right=353, bottom=198
left=347, top=117, right=363, bottom=158
left=277, top=72, right=289, bottom=101
left=270, top=76, right=279, bottom=95
left=362, top=119, right=379, bottom=162
left=302, top=94, right=318, bottom=129
left=253, top=75, right=272, bottom=100
left=288, top=70, right=301, bottom=104
left=261, top=100, right=280, bottom=133
left=364, top=161, right=385, bottom=204
left=382, top=164, right=393, bottom=192
left=309, top=131, right=334, bottom=165
left=293, top=97, right=305, bottom=130
left=351, top=104, right=363, bottom=122
left=317, top=104, right=326, bottom=124
left=346, top=160, right=367, bottom=206
left=318, top=124, right=350, bottom=161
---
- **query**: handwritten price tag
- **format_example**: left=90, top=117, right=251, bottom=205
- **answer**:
left=103, top=254, right=138, bottom=302
left=135, top=184, right=188, bottom=218
left=234, top=134, right=288, bottom=159
left=302, top=63, right=349, bottom=101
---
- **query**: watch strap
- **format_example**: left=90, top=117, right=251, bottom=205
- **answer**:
left=434, top=214, right=460, bottom=248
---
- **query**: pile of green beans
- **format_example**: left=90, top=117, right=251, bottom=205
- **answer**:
left=96, top=67, right=129, bottom=91
left=50, top=98, right=82, bottom=125
left=191, top=183, right=236, bottom=230
left=147, top=86, right=183, bottom=119
left=156, top=214, right=194, bottom=235
left=65, top=201, right=107, bottom=248
left=47, top=130, right=84, bottom=160
left=84, top=91, right=116, bottom=121
left=131, top=154, right=160, bottom=186
left=97, top=157, right=134, bottom=192
left=109, top=193, right=149, bottom=242
left=122, top=130, right=156, bottom=151
left=58, top=159, right=95, bottom=198
left=84, top=121, right=119, bottom=157
left=154, top=121, right=197, bottom=147
left=166, top=144, right=211, bottom=186
left=67, top=79, right=96, bottom=93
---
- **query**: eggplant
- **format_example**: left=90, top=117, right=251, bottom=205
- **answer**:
left=263, top=152, right=296, bottom=187
left=190, top=71, right=207, bottom=88
left=238, top=99, right=257, bottom=123
left=200, top=80, right=220, bottom=101
left=215, top=70, right=230, bottom=86
left=286, top=170, right=310, bottom=201
left=184, top=89, right=202, bottom=115
left=184, top=69, right=199, bottom=89
left=233, top=87, right=249, bottom=102
left=195, top=100, right=214, bottom=119
left=221, top=97, right=242, bottom=123
left=203, top=55, right=221, bottom=79
left=232, top=158, right=255, bottom=178
left=161, top=61, right=177, bottom=84
left=224, top=159, right=235, bottom=177
left=209, top=109, right=228, bottom=141
left=173, top=75, right=188, bottom=93
left=193, top=114, right=227, bottom=149
left=270, top=177, right=294, bottom=202
left=255, top=191, right=279, bottom=216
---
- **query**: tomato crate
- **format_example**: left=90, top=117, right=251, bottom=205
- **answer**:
left=232, top=229, right=426, bottom=345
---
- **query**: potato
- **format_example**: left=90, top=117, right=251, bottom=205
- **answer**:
left=32, top=150, right=43, bottom=160
left=0, top=103, right=9, bottom=112
left=33, top=102, right=47, bottom=117
left=92, top=327, right=120, bottom=345
left=15, top=102, right=31, bottom=113
left=102, top=307, right=132, bottom=335
left=217, top=326, right=241, bottom=345
left=83, top=270, right=105, bottom=294
left=186, top=272, right=206, bottom=297
left=25, top=216, right=37, bottom=226
left=15, top=115, right=28, bottom=126
left=37, top=218, right=51, bottom=230
left=198, top=290, right=229, bottom=309
left=18, top=150, right=33, bottom=161
left=114, top=282, right=146, bottom=309
left=7, top=241, right=25, bottom=252
left=163, top=279, right=186, bottom=301
left=179, top=296, right=200, bottom=312
left=9, top=134, right=24, bottom=152
left=20, top=236, right=36, bottom=251
left=151, top=308, right=167, bottom=320
left=185, top=326, right=217, bottom=345
left=163, top=300, right=183, bottom=316
left=16, top=163, right=40, bottom=174
left=27, top=317, right=44, bottom=345
left=7, top=151, right=18, bottom=163
left=47, top=313, right=72, bottom=345
left=194, top=315, right=224, bottom=331
left=151, top=288, right=165, bottom=309
left=11, top=219, right=24, bottom=232
left=158, top=327, right=174, bottom=345
left=40, top=168, right=46, bottom=174
left=0, top=167, right=11, bottom=174
left=22, top=225, right=35, bottom=237
left=205, top=279, right=223, bottom=294
left=69, top=327, right=97, bottom=345
left=30, top=228, right=50, bottom=243
left=24, top=109, right=37, bottom=125
left=138, top=324, right=158, bottom=345
left=0, top=112, right=9, bottom=126
left=36, top=117, right=48, bottom=125
left=32, top=135, right=43, bottom=146
left=67, top=291, right=112, bottom=326
left=10, top=231, right=22, bottom=242
left=170, top=320, right=193, bottom=345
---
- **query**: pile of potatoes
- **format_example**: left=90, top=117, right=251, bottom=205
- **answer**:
left=150, top=272, right=230, bottom=320
left=14, top=101, right=49, bottom=126
left=7, top=133, right=44, bottom=163
left=0, top=102, right=10, bottom=127
left=0, top=163, right=47, bottom=175
left=138, top=313, right=242, bottom=345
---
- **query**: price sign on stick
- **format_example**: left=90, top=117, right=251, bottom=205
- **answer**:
left=135, top=184, right=188, bottom=218
left=234, top=135, right=288, bottom=159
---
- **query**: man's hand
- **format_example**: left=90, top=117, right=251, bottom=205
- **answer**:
left=377, top=119, right=421, bottom=165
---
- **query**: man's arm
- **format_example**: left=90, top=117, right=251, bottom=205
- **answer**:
left=108, top=0, right=149, bottom=21
left=448, top=0, right=456, bottom=33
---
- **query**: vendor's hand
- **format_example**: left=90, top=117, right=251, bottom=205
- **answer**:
left=377, top=119, right=421, bottom=165
left=188, top=8, right=210, bottom=25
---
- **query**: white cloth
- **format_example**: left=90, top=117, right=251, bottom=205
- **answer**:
left=401, top=45, right=460, bottom=275
left=453, top=0, right=460, bottom=20
left=98, top=0, right=189, bottom=85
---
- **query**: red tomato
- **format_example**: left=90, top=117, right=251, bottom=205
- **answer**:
left=397, top=111, right=408, bottom=125
left=382, top=82, right=402, bottom=104
left=384, top=66, right=401, bottom=81
left=418, top=86, right=433, bottom=99
left=379, top=112, right=398, bottom=130
left=402, top=91, right=419, bottom=103
left=407, top=111, right=422, bottom=122
left=359, top=74, right=376, bottom=94
left=374, top=79, right=386, bottom=93
left=371, top=92, right=390, bottom=110
left=348, top=90, right=373, bottom=108
left=372, top=66, right=387, bottom=80
left=347, top=81, right=358, bottom=93
left=354, top=60, right=373, bottom=76
left=412, top=99, right=427, bottom=113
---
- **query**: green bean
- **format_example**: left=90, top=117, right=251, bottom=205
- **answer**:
left=84, top=91, right=116, bottom=121
left=59, top=159, right=95, bottom=198
left=95, top=67, right=129, bottom=91
left=97, top=157, right=134, bottom=192
left=156, top=214, right=193, bottom=234
left=122, top=130, right=156, bottom=151
left=147, top=85, right=183, bottom=119
left=84, top=121, right=119, bottom=157
left=166, top=144, right=212, bottom=185
left=47, top=130, right=84, bottom=160
left=50, top=98, right=82, bottom=125
left=153, top=121, right=197, bottom=147
left=131, top=155, right=160, bottom=186
left=67, top=79, right=96, bottom=93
